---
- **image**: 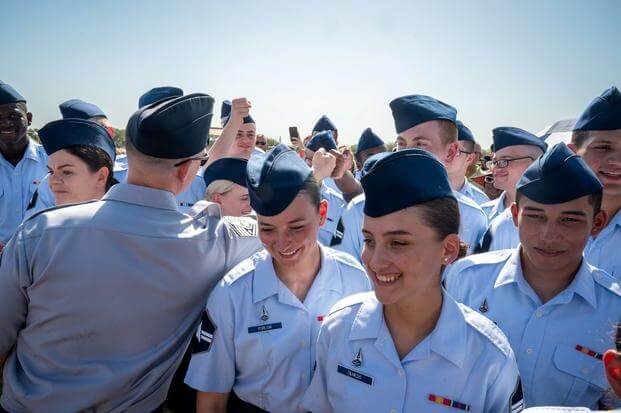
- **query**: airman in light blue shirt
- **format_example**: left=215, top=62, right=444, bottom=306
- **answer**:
left=459, top=178, right=490, bottom=205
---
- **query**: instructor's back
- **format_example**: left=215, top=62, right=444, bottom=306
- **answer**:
left=0, top=93, right=261, bottom=413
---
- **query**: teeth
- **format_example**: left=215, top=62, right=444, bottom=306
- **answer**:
left=280, top=248, right=299, bottom=256
left=376, top=274, right=401, bottom=283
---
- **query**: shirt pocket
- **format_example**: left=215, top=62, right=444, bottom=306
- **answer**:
left=553, top=344, right=608, bottom=406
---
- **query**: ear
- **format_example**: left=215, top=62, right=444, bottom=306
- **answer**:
left=95, top=166, right=109, bottom=189
left=603, top=350, right=621, bottom=396
left=445, top=142, right=459, bottom=164
left=590, top=209, right=608, bottom=237
left=510, top=202, right=519, bottom=227
left=26, top=112, right=33, bottom=126
left=211, top=192, right=222, bottom=205
left=442, top=233, right=462, bottom=265
left=318, top=200, right=328, bottom=227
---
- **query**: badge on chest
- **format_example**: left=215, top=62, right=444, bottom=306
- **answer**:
left=248, top=304, right=283, bottom=334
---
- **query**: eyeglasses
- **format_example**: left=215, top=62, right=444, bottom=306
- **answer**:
left=256, top=141, right=267, bottom=147
left=457, top=150, right=474, bottom=156
left=486, top=156, right=534, bottom=169
left=173, top=153, right=209, bottom=168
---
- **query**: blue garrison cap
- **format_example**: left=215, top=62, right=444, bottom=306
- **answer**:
left=246, top=144, right=312, bottom=216
left=356, top=128, right=385, bottom=154
left=517, top=142, right=602, bottom=204
left=456, top=121, right=475, bottom=143
left=493, top=127, right=547, bottom=152
left=139, top=86, right=183, bottom=108
left=390, top=94, right=457, bottom=134
left=574, top=86, right=621, bottom=132
left=221, top=100, right=254, bottom=126
left=59, top=99, right=106, bottom=120
left=0, top=81, right=26, bottom=104
left=39, top=119, right=116, bottom=162
left=127, top=93, right=214, bottom=159
left=361, top=149, right=455, bottom=218
left=203, top=157, right=248, bottom=188
left=306, top=130, right=337, bottom=152
left=312, top=115, right=336, bottom=132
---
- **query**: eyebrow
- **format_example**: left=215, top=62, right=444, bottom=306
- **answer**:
left=523, top=206, right=587, bottom=217
left=362, top=229, right=412, bottom=236
left=48, top=164, right=75, bottom=170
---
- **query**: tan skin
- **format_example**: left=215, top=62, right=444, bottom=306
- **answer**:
left=399, top=120, right=458, bottom=167
left=196, top=192, right=328, bottom=412
left=0, top=103, right=32, bottom=166
left=361, top=207, right=460, bottom=359
left=491, top=145, right=543, bottom=207
left=47, top=150, right=109, bottom=205
left=511, top=195, right=607, bottom=303
left=447, top=141, right=478, bottom=192
left=571, top=130, right=621, bottom=223
left=233, top=123, right=257, bottom=159
left=211, top=184, right=252, bottom=217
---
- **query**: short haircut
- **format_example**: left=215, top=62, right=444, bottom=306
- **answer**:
left=515, top=190, right=603, bottom=217
left=298, top=174, right=321, bottom=210
left=571, top=130, right=591, bottom=149
left=460, top=140, right=475, bottom=153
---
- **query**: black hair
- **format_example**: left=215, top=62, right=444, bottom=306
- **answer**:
left=415, top=197, right=468, bottom=258
left=64, top=145, right=117, bottom=191
left=298, top=174, right=321, bottom=210
left=515, top=190, right=603, bottom=217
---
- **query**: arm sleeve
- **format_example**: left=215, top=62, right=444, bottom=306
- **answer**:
left=0, top=231, right=31, bottom=356
left=484, top=354, right=524, bottom=413
left=443, top=262, right=464, bottom=302
left=301, top=321, right=334, bottom=413
left=184, top=284, right=237, bottom=393
left=222, top=217, right=263, bottom=273
left=334, top=203, right=363, bottom=262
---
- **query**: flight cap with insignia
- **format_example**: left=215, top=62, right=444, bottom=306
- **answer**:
left=389, top=94, right=457, bottom=134
left=39, top=119, right=116, bottom=162
left=517, top=142, right=602, bottom=204
left=362, top=149, right=455, bottom=217
left=246, top=144, right=312, bottom=216
left=138, top=86, right=183, bottom=108
left=221, top=99, right=254, bottom=126
left=492, top=126, right=547, bottom=152
left=356, top=128, right=385, bottom=154
left=312, top=115, right=337, bottom=133
left=126, top=92, right=214, bottom=159
left=574, top=86, right=621, bottom=132
left=456, top=120, right=475, bottom=143
left=59, top=99, right=107, bottom=120
left=203, top=157, right=248, bottom=188
left=306, top=130, right=337, bottom=152
left=0, top=80, right=26, bottom=104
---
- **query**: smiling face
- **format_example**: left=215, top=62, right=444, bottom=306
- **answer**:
left=0, top=103, right=30, bottom=150
left=491, top=145, right=542, bottom=194
left=233, top=123, right=257, bottom=159
left=47, top=149, right=108, bottom=205
left=513, top=194, right=606, bottom=274
left=361, top=206, right=460, bottom=306
left=216, top=183, right=252, bottom=217
left=574, top=130, right=621, bottom=200
left=257, top=192, right=327, bottom=270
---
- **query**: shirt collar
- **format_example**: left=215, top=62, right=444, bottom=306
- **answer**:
left=495, top=247, right=597, bottom=309
left=102, top=183, right=178, bottom=211
left=252, top=244, right=341, bottom=303
left=458, top=179, right=472, bottom=197
left=24, top=140, right=45, bottom=162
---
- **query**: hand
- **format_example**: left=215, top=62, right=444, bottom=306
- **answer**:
left=329, top=149, right=347, bottom=180
left=231, top=98, right=251, bottom=122
left=338, top=146, right=354, bottom=175
left=311, top=148, right=337, bottom=182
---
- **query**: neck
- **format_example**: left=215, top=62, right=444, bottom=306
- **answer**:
left=383, top=284, right=443, bottom=359
left=520, top=248, right=581, bottom=304
left=126, top=170, right=179, bottom=195
left=0, top=138, right=28, bottom=166
left=602, top=195, right=621, bottom=225
left=503, top=190, right=515, bottom=208
left=273, top=243, right=322, bottom=302
left=449, top=173, right=466, bottom=192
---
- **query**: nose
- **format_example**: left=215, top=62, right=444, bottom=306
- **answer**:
left=362, top=244, right=390, bottom=274
left=540, top=221, right=563, bottom=242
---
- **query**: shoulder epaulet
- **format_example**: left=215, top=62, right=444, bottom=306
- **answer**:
left=454, top=249, right=512, bottom=271
left=222, top=215, right=258, bottom=237
left=222, top=251, right=266, bottom=285
left=591, top=267, right=621, bottom=298
left=23, top=200, right=99, bottom=223
left=455, top=191, right=486, bottom=217
left=327, top=291, right=372, bottom=317
left=191, top=200, right=222, bottom=222
left=350, top=193, right=366, bottom=206
left=324, top=247, right=365, bottom=272
left=460, top=303, right=513, bottom=358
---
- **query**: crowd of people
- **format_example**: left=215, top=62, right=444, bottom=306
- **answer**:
left=0, top=79, right=620, bottom=412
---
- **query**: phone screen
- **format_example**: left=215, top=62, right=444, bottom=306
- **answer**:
left=289, top=126, right=300, bottom=139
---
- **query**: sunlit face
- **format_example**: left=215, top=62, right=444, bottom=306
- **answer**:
left=574, top=131, right=621, bottom=199
left=514, top=195, right=606, bottom=274
left=258, top=193, right=327, bottom=270
left=447, top=141, right=476, bottom=179
left=399, top=120, right=457, bottom=165
left=491, top=145, right=541, bottom=193
left=395, top=136, right=407, bottom=151
left=0, top=103, right=30, bottom=147
left=233, top=123, right=257, bottom=159
left=215, top=184, right=252, bottom=217
left=47, top=149, right=108, bottom=205
left=361, top=207, right=459, bottom=306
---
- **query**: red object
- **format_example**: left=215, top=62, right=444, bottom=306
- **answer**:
left=317, top=316, right=324, bottom=322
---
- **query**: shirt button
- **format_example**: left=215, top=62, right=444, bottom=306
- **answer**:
left=300, top=341, right=305, bottom=348
left=397, top=369, right=403, bottom=377
left=390, top=409, right=397, bottom=413
left=526, top=348, right=534, bottom=355
left=535, top=310, right=544, bottom=318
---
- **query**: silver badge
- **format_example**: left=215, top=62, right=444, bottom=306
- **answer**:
left=352, top=348, right=363, bottom=368
left=260, top=305, right=269, bottom=321
left=479, top=299, right=489, bottom=313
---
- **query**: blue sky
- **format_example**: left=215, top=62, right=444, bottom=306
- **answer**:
left=3, top=0, right=620, bottom=146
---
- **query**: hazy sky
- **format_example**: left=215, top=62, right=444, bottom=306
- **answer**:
left=3, top=0, right=620, bottom=146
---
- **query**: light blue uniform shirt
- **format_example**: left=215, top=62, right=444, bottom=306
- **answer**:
left=459, top=179, right=490, bottom=206
left=0, top=183, right=262, bottom=413
left=444, top=248, right=621, bottom=409
left=584, top=210, right=621, bottom=281
left=0, top=141, right=53, bottom=243
left=478, top=208, right=519, bottom=253
left=482, top=192, right=507, bottom=222
left=184, top=245, right=372, bottom=413
left=318, top=182, right=347, bottom=247
left=455, top=190, right=488, bottom=254
left=301, top=291, right=523, bottom=413
left=335, top=193, right=365, bottom=262
left=114, top=160, right=207, bottom=214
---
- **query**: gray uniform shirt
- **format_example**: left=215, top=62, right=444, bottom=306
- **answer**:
left=0, top=183, right=262, bottom=413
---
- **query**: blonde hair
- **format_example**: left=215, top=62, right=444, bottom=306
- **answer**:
left=205, top=179, right=235, bottom=201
